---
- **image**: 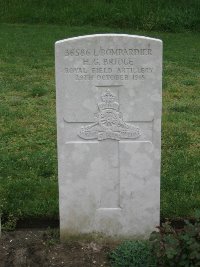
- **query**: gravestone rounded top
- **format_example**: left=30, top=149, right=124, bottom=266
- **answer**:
left=55, top=33, right=162, bottom=45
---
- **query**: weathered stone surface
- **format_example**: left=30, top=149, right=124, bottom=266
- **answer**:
left=55, top=34, right=162, bottom=239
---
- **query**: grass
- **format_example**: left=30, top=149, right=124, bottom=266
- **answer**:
left=0, top=24, right=199, bottom=223
left=0, top=0, right=200, bottom=32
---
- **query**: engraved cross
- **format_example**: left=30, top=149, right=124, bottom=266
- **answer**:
left=64, top=86, right=153, bottom=210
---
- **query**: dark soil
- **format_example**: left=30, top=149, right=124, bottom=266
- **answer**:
left=0, top=229, right=116, bottom=267
left=0, top=218, right=191, bottom=266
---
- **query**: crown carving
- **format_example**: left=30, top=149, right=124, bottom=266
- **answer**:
left=98, top=89, right=119, bottom=111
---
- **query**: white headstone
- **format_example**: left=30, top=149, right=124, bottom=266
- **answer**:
left=55, top=34, right=162, bottom=239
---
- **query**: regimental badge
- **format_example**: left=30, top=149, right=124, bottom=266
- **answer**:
left=78, top=89, right=141, bottom=141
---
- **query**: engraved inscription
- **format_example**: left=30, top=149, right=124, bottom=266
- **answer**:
left=64, top=45, right=154, bottom=81
left=78, top=90, right=141, bottom=141
left=65, top=66, right=153, bottom=81
left=65, top=46, right=152, bottom=57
